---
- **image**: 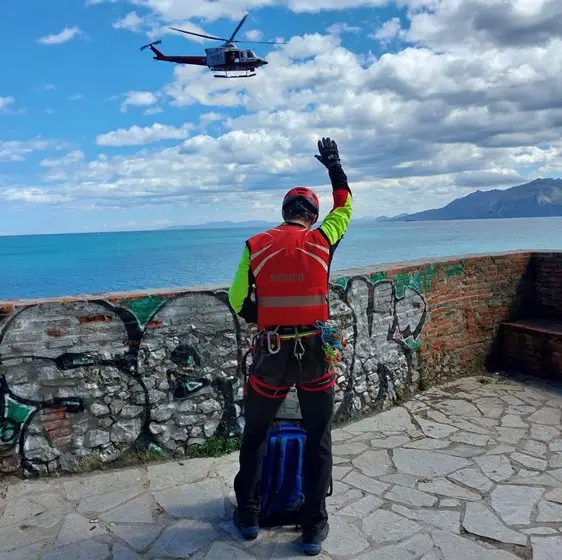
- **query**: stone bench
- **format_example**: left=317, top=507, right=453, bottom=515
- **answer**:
left=502, top=318, right=562, bottom=378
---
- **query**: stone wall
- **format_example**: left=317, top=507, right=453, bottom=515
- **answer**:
left=0, top=251, right=546, bottom=478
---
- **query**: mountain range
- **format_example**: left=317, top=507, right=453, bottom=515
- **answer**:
left=391, top=178, right=562, bottom=221
left=166, top=178, right=562, bottom=230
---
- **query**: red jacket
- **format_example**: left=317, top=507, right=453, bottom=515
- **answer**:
left=247, top=225, right=330, bottom=329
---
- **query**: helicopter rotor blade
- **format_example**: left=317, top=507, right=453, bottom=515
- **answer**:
left=235, top=40, right=287, bottom=45
left=140, top=40, right=162, bottom=51
left=169, top=27, right=228, bottom=42
left=228, top=13, right=248, bottom=42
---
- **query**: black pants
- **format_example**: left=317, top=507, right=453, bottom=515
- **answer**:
left=234, top=331, right=335, bottom=533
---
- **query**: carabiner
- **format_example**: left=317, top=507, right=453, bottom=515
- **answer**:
left=294, top=336, right=305, bottom=361
left=267, top=331, right=281, bottom=354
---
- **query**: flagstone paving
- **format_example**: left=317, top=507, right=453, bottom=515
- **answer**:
left=2, top=373, right=562, bottom=559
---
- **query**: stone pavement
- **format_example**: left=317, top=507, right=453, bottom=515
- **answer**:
left=1, top=374, right=562, bottom=560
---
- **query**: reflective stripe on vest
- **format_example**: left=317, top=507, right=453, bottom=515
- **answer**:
left=259, top=295, right=327, bottom=308
left=246, top=226, right=330, bottom=328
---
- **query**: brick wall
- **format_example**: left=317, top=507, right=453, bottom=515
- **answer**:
left=502, top=322, right=562, bottom=378
left=533, top=251, right=562, bottom=318
left=0, top=250, right=551, bottom=479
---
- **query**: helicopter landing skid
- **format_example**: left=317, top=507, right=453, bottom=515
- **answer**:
left=214, top=70, right=256, bottom=78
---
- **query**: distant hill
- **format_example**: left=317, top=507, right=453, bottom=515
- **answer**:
left=167, top=215, right=398, bottom=230
left=163, top=179, right=562, bottom=230
left=166, top=220, right=275, bottom=230
left=392, top=178, right=562, bottom=221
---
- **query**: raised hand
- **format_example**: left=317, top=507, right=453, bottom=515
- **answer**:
left=315, top=137, right=341, bottom=169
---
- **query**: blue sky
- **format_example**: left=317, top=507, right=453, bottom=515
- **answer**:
left=1, top=0, right=561, bottom=235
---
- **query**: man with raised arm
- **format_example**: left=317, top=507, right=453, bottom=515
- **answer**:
left=228, top=138, right=352, bottom=556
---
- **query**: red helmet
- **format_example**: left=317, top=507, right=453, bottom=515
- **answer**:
left=282, top=187, right=320, bottom=216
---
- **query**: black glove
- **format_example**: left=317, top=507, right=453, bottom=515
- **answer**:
left=315, top=137, right=341, bottom=169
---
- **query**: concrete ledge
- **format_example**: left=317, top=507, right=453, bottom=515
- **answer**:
left=502, top=319, right=562, bottom=379
left=503, top=319, right=562, bottom=337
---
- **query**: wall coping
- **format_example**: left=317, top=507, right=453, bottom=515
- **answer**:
left=1, top=249, right=555, bottom=306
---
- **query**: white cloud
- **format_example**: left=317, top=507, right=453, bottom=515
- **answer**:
left=41, top=150, right=85, bottom=168
left=96, top=123, right=192, bottom=146
left=120, top=91, right=159, bottom=112
left=0, top=138, right=67, bottom=162
left=113, top=11, right=145, bottom=31
left=401, top=0, right=562, bottom=48
left=327, top=22, right=362, bottom=34
left=37, top=84, right=56, bottom=92
left=0, top=96, right=15, bottom=112
left=372, top=17, right=401, bottom=42
left=89, top=0, right=389, bottom=24
left=38, top=26, right=82, bottom=45
left=144, top=106, right=164, bottom=115
left=245, top=29, right=264, bottom=41
left=199, top=112, right=224, bottom=126
left=69, top=93, right=84, bottom=101
left=3, top=188, right=71, bottom=204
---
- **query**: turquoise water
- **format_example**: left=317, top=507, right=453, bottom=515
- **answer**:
left=1, top=217, right=561, bottom=300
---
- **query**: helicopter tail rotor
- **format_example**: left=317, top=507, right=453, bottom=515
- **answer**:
left=140, top=40, right=162, bottom=51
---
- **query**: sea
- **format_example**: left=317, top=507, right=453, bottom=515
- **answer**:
left=1, top=217, right=561, bottom=301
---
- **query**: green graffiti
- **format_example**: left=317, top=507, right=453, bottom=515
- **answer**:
left=370, top=271, right=388, bottom=284
left=403, top=337, right=423, bottom=350
left=1, top=396, right=35, bottom=446
left=335, top=277, right=348, bottom=288
left=120, top=295, right=164, bottom=326
left=447, top=263, right=465, bottom=277
left=391, top=267, right=437, bottom=297
left=0, top=421, right=18, bottom=445
left=5, top=396, right=35, bottom=424
left=184, top=380, right=204, bottom=391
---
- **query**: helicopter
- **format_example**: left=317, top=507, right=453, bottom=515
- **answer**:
left=140, top=14, right=285, bottom=78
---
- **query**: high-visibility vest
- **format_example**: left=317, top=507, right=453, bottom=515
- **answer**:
left=247, top=225, right=330, bottom=329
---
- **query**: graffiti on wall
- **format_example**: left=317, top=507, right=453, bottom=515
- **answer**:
left=0, top=269, right=431, bottom=477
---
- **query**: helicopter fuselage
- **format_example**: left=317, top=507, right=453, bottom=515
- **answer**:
left=145, top=44, right=267, bottom=73
left=205, top=46, right=268, bottom=71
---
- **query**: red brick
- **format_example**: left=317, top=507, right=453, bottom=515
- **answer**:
left=78, top=314, right=113, bottom=324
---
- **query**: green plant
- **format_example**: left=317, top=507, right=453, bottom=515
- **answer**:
left=186, top=435, right=242, bottom=458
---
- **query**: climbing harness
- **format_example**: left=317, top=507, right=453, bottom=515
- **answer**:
left=243, top=321, right=347, bottom=399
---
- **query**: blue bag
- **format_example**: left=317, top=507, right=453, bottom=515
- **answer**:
left=259, top=420, right=306, bottom=527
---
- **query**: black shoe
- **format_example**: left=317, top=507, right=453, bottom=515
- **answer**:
left=302, top=523, right=329, bottom=556
left=233, top=507, right=259, bottom=540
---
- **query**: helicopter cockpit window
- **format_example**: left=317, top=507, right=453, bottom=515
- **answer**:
left=247, top=50, right=254, bottom=59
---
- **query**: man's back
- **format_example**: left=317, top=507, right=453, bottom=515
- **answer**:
left=246, top=224, right=333, bottom=329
